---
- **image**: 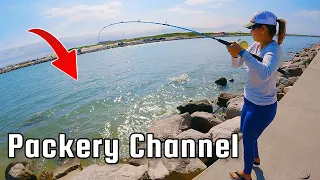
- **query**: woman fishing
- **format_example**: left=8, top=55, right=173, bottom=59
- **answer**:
left=226, top=10, right=286, bottom=180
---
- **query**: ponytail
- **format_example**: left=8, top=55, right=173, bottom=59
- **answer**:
left=276, top=18, right=287, bottom=45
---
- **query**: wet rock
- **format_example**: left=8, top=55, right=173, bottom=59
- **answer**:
left=226, top=97, right=244, bottom=120
left=147, top=113, right=192, bottom=140
left=177, top=99, right=213, bottom=114
left=217, top=92, right=240, bottom=107
left=53, top=158, right=81, bottom=180
left=228, top=78, right=234, bottom=82
left=215, top=77, right=227, bottom=86
left=190, top=112, right=223, bottom=133
left=5, top=161, right=37, bottom=180
left=277, top=93, right=285, bottom=101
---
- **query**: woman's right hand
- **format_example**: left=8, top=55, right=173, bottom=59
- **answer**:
left=226, top=41, right=242, bottom=58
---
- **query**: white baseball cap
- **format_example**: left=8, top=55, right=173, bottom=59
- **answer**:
left=243, top=10, right=278, bottom=29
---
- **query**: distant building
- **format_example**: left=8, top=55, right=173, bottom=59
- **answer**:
left=216, top=32, right=227, bottom=36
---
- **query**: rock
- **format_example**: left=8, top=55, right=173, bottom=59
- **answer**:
left=226, top=97, right=244, bottom=120
left=176, top=129, right=210, bottom=159
left=5, top=161, right=37, bottom=180
left=217, top=92, right=239, bottom=107
left=228, top=78, right=234, bottom=82
left=307, top=51, right=317, bottom=60
left=300, top=51, right=309, bottom=57
left=281, top=61, right=292, bottom=69
left=39, top=170, right=53, bottom=180
left=215, top=77, right=227, bottom=86
left=190, top=112, right=223, bottom=133
left=288, top=77, right=299, bottom=86
left=210, top=116, right=241, bottom=133
left=176, top=129, right=210, bottom=140
left=286, top=67, right=303, bottom=77
left=292, top=56, right=312, bottom=65
left=287, top=63, right=300, bottom=69
left=130, top=157, right=206, bottom=180
left=277, top=84, right=285, bottom=93
left=147, top=113, right=192, bottom=140
left=276, top=77, right=289, bottom=87
left=284, top=86, right=293, bottom=94
left=147, top=161, right=170, bottom=180
left=177, top=99, right=212, bottom=114
left=300, top=65, right=307, bottom=71
left=58, top=170, right=81, bottom=180
left=277, top=93, right=285, bottom=101
left=53, top=158, right=81, bottom=179
left=64, top=164, right=149, bottom=180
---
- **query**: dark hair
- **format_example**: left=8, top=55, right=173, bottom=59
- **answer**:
left=254, top=18, right=287, bottom=45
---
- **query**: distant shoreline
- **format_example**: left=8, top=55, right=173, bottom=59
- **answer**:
left=0, top=32, right=319, bottom=75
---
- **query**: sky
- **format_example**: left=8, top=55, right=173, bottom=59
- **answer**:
left=0, top=0, right=319, bottom=67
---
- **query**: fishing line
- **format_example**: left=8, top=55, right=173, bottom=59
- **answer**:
left=98, top=20, right=289, bottom=76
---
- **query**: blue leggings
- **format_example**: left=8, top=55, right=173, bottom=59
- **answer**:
left=241, top=97, right=277, bottom=174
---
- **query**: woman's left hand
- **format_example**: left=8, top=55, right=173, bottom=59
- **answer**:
left=226, top=42, right=242, bottom=57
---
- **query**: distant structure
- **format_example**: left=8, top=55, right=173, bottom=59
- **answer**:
left=216, top=32, right=227, bottom=37
left=98, top=40, right=111, bottom=44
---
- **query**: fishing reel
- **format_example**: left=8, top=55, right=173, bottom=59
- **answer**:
left=237, top=39, right=249, bottom=50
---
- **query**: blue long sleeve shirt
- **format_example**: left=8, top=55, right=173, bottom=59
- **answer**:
left=232, top=41, right=284, bottom=106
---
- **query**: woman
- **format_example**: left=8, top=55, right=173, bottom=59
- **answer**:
left=226, top=10, right=286, bottom=180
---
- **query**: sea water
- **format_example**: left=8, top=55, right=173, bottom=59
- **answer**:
left=0, top=36, right=319, bottom=176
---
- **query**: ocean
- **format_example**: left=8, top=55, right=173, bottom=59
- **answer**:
left=0, top=36, right=319, bottom=176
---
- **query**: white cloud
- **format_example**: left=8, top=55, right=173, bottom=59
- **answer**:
left=185, top=0, right=230, bottom=5
left=293, top=10, right=320, bottom=20
left=165, top=7, right=205, bottom=14
left=42, top=1, right=122, bottom=24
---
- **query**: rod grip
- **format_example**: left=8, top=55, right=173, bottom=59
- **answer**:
left=217, top=39, right=231, bottom=46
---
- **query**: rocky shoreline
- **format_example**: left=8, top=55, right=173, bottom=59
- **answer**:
left=5, top=42, right=320, bottom=180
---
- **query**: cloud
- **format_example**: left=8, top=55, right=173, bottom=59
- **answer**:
left=292, top=10, right=320, bottom=20
left=42, top=1, right=122, bottom=24
left=165, top=7, right=205, bottom=14
left=185, top=0, right=230, bottom=5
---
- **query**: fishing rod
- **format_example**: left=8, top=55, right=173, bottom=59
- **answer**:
left=98, top=20, right=289, bottom=76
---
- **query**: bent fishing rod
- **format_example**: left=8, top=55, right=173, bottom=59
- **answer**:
left=98, top=20, right=288, bottom=76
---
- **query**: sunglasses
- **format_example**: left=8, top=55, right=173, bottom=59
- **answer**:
left=251, top=24, right=263, bottom=31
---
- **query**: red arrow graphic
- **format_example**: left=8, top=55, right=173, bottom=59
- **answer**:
left=28, top=28, right=78, bottom=80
